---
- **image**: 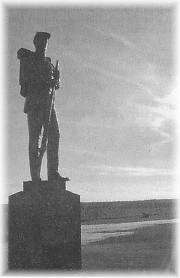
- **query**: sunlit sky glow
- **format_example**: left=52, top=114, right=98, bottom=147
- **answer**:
left=5, top=6, right=176, bottom=202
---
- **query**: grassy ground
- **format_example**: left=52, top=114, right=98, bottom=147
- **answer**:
left=81, top=222, right=176, bottom=273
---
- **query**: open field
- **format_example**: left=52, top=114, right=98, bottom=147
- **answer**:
left=81, top=199, right=176, bottom=224
left=81, top=219, right=176, bottom=272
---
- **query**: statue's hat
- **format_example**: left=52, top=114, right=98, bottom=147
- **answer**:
left=33, top=32, right=51, bottom=45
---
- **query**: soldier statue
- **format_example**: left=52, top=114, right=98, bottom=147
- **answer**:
left=17, top=32, right=69, bottom=184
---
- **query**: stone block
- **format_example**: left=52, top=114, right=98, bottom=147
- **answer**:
left=8, top=180, right=81, bottom=270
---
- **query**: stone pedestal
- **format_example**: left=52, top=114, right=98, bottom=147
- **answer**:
left=8, top=180, right=81, bottom=270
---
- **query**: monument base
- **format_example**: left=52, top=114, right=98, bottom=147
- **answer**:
left=8, top=180, right=81, bottom=270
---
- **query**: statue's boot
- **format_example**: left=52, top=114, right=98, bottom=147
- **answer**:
left=32, top=177, right=41, bottom=185
left=48, top=171, right=70, bottom=183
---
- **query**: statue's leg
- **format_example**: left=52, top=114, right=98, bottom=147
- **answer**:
left=27, top=110, right=43, bottom=181
left=46, top=107, right=60, bottom=180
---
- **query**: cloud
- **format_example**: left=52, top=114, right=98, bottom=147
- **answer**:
left=89, top=165, right=174, bottom=177
left=84, top=25, right=136, bottom=50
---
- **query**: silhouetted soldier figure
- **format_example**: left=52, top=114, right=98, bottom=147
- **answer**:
left=17, top=32, right=68, bottom=183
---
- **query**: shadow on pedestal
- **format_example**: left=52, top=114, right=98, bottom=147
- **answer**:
left=8, top=180, right=81, bottom=271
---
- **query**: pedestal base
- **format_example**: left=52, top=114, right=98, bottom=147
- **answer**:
left=8, top=180, right=81, bottom=270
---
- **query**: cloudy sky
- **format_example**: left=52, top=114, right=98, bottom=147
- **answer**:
left=4, top=5, right=176, bottom=202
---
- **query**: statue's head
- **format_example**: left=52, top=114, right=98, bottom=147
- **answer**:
left=33, top=32, right=50, bottom=54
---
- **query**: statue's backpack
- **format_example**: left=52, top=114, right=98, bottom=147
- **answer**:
left=17, top=48, right=34, bottom=97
